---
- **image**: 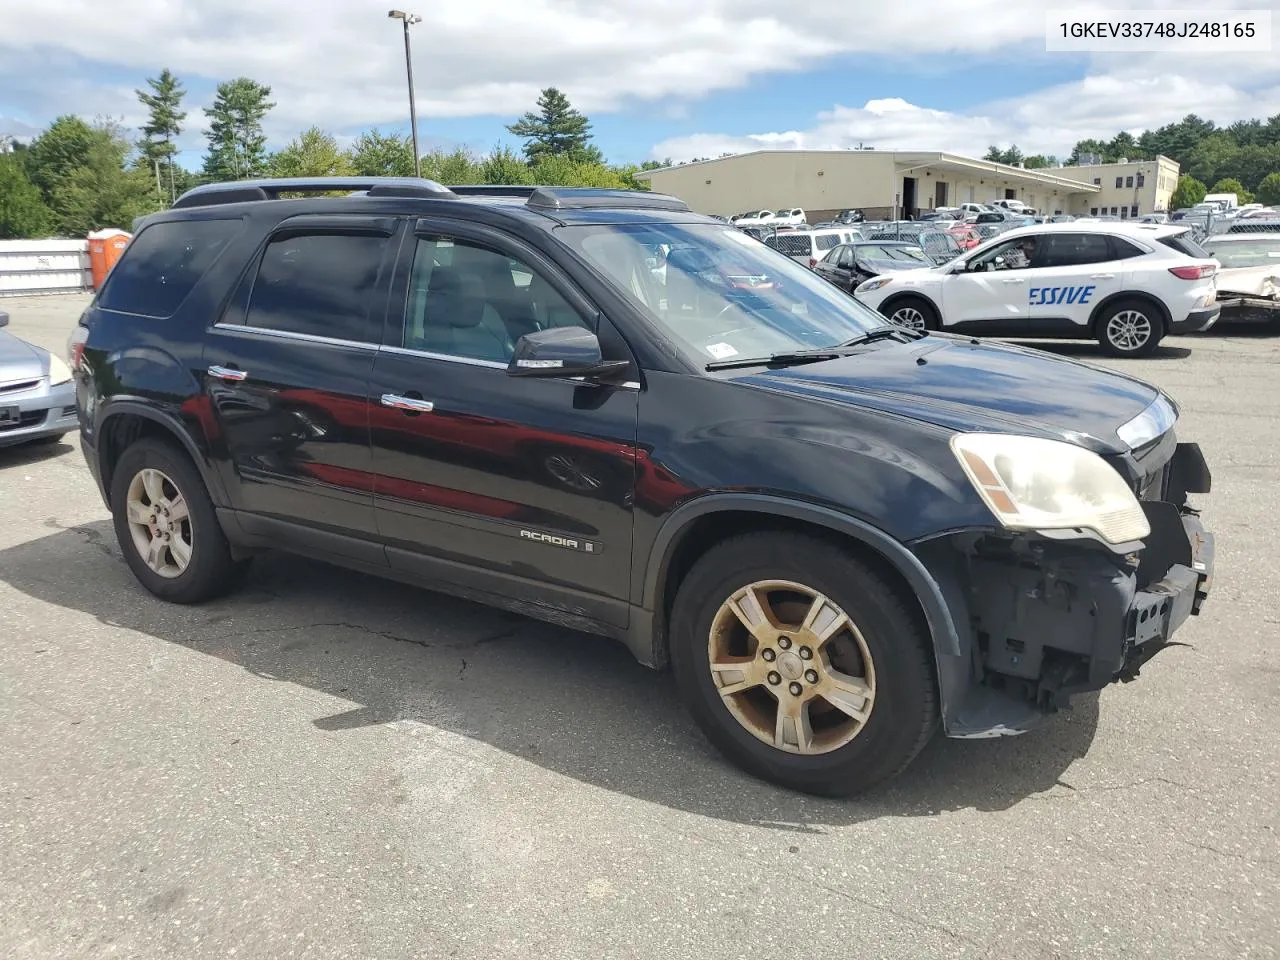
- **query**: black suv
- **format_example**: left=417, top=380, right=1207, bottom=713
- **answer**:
left=70, top=177, right=1216, bottom=795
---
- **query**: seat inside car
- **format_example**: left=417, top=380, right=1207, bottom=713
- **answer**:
left=410, top=266, right=514, bottom=362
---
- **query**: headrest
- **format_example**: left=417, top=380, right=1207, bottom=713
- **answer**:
left=422, top=268, right=486, bottom=329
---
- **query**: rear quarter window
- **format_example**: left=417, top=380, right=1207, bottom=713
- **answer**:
left=97, top=218, right=244, bottom=318
left=1157, top=233, right=1210, bottom=259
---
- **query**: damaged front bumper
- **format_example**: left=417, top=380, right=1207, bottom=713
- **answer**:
left=922, top=442, right=1215, bottom=739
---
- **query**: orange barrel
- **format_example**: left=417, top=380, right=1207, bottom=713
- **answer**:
left=87, top=229, right=132, bottom=290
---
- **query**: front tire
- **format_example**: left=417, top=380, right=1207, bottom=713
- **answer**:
left=1096, top=299, right=1163, bottom=357
left=110, top=438, right=247, bottom=603
left=881, top=296, right=939, bottom=331
left=670, top=532, right=938, bottom=796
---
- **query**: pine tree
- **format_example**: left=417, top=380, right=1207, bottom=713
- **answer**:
left=269, top=127, right=353, bottom=178
left=203, top=78, right=275, bottom=180
left=135, top=68, right=186, bottom=202
left=506, top=88, right=599, bottom=163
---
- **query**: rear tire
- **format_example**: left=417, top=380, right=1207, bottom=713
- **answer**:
left=881, top=296, right=939, bottom=332
left=1096, top=298, right=1164, bottom=358
left=110, top=438, right=247, bottom=603
left=669, top=532, right=938, bottom=796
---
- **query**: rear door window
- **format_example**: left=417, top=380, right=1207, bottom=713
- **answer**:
left=1037, top=233, right=1113, bottom=267
left=98, top=218, right=243, bottom=318
left=245, top=232, right=390, bottom=342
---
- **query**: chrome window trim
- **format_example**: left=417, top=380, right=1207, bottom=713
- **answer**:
left=1117, top=394, right=1178, bottom=449
left=379, top=345, right=640, bottom=390
left=378, top=344, right=507, bottom=369
left=212, top=323, right=379, bottom=351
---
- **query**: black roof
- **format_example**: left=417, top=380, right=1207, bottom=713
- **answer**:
left=168, top=177, right=693, bottom=224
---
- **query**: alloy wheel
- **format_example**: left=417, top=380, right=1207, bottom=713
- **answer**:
left=124, top=468, right=193, bottom=579
left=707, top=580, right=876, bottom=754
left=1106, top=310, right=1153, bottom=352
left=890, top=306, right=926, bottom=330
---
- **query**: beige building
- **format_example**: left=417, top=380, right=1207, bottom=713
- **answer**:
left=633, top=150, right=1179, bottom=221
left=1054, top=156, right=1180, bottom=217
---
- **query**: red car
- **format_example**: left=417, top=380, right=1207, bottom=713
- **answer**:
left=941, top=223, right=982, bottom=250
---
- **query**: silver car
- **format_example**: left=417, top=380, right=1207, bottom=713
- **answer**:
left=0, top=309, right=78, bottom=448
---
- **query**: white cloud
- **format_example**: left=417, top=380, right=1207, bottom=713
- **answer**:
left=650, top=56, right=1280, bottom=162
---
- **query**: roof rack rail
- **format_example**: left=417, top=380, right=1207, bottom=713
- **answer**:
left=171, top=176, right=458, bottom=209
left=448, top=184, right=539, bottom=198
left=525, top=188, right=690, bottom=213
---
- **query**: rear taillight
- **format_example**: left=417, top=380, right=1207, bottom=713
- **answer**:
left=1168, top=264, right=1216, bottom=280
left=808, top=258, right=818, bottom=269
left=67, top=324, right=89, bottom=371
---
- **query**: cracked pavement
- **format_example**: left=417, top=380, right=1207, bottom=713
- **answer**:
left=1, top=294, right=1277, bottom=960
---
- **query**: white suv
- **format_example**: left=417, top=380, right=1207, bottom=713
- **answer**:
left=853, top=222, right=1221, bottom=357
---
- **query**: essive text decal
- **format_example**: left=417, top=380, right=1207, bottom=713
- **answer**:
left=1028, top=285, right=1097, bottom=306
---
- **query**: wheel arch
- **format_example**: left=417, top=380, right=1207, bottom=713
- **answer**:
left=97, top=400, right=229, bottom=509
left=876, top=291, right=942, bottom=325
left=1088, top=290, right=1171, bottom=336
left=634, top=494, right=963, bottom=671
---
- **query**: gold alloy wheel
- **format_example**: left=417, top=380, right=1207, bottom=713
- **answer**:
left=124, top=468, right=193, bottom=579
left=707, top=580, right=877, bottom=755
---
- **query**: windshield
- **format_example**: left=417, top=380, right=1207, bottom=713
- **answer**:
left=558, top=222, right=890, bottom=363
left=1204, top=237, right=1280, bottom=268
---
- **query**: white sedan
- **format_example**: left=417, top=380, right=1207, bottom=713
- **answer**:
left=853, top=222, right=1221, bottom=357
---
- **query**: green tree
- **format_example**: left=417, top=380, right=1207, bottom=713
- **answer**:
left=135, top=68, right=187, bottom=202
left=506, top=87, right=599, bottom=163
left=1170, top=174, right=1207, bottom=210
left=983, top=145, right=1024, bottom=165
left=1068, top=138, right=1111, bottom=164
left=1023, top=155, right=1055, bottom=169
left=1256, top=172, right=1280, bottom=206
left=1208, top=177, right=1254, bottom=204
left=345, top=129, right=415, bottom=177
left=23, top=116, right=98, bottom=199
left=480, top=145, right=531, bottom=185
left=640, top=158, right=671, bottom=170
left=1185, top=132, right=1237, bottom=185
left=0, top=153, right=52, bottom=238
left=47, top=120, right=154, bottom=235
left=1107, top=131, right=1143, bottom=160
left=268, top=127, right=353, bottom=178
left=203, top=78, right=275, bottom=180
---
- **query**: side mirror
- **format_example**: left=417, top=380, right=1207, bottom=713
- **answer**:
left=0, top=311, right=8, bottom=327
left=507, top=327, right=630, bottom=382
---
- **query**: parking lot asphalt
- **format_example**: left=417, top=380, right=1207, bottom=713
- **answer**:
left=1, top=293, right=1276, bottom=960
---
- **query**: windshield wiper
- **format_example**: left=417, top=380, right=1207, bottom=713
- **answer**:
left=840, top=325, right=922, bottom=347
left=706, top=327, right=920, bottom=371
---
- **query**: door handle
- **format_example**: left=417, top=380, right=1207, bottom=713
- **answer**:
left=380, top=394, right=435, bottom=413
left=1091, top=273, right=1116, bottom=279
left=207, top=365, right=247, bottom=382
left=1001, top=278, right=1026, bottom=284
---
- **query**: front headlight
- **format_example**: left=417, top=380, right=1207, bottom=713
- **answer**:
left=951, top=433, right=1150, bottom=545
left=859, top=277, right=893, bottom=292
left=47, top=353, right=73, bottom=386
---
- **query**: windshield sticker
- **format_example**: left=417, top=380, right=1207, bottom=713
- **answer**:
left=705, top=342, right=739, bottom=359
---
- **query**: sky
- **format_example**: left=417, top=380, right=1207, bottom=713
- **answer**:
left=1, top=0, right=1279, bottom=169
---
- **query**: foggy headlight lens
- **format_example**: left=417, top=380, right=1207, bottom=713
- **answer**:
left=951, top=433, right=1149, bottom=545
left=47, top=354, right=73, bottom=386
left=858, top=277, right=892, bottom=292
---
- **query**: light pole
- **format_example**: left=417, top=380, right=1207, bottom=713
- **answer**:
left=387, top=9, right=422, bottom=178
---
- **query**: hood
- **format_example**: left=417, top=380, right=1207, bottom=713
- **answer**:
left=1216, top=263, right=1280, bottom=298
left=743, top=335, right=1159, bottom=454
left=0, top=331, right=44, bottom=385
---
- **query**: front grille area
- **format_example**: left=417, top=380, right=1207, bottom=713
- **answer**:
left=0, top=379, right=41, bottom=396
